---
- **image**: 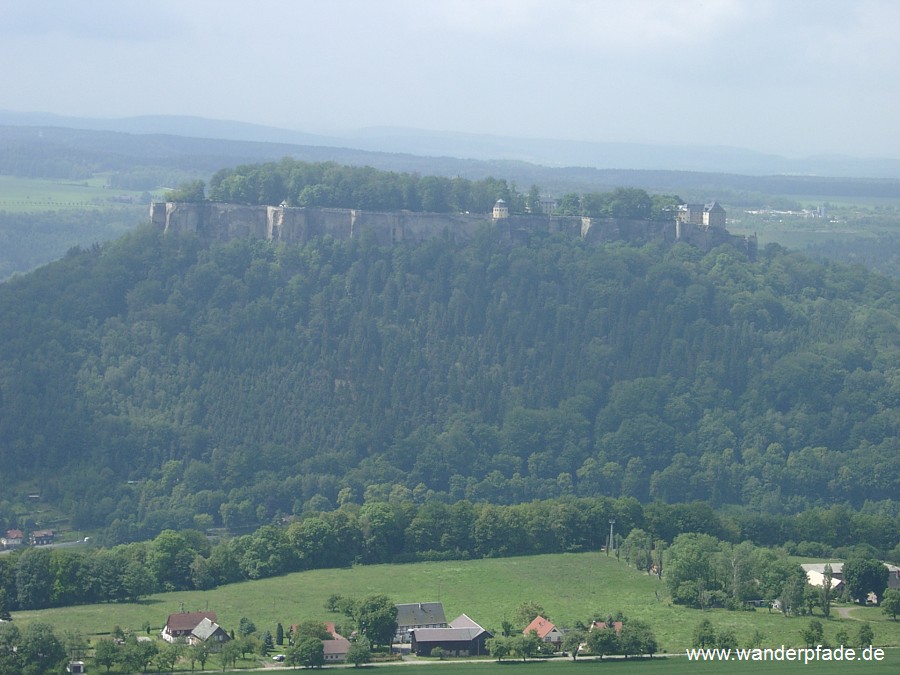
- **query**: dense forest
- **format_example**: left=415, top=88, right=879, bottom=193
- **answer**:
left=0, top=208, right=144, bottom=279
left=0, top=212, right=898, bottom=550
left=804, top=232, right=900, bottom=280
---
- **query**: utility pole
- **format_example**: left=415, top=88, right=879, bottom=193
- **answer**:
left=607, top=518, right=615, bottom=557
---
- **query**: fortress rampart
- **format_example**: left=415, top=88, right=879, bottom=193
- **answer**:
left=149, top=202, right=756, bottom=258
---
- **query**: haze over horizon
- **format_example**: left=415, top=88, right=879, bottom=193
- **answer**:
left=2, top=0, right=899, bottom=161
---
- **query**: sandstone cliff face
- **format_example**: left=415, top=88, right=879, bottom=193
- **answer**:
left=149, top=202, right=756, bottom=259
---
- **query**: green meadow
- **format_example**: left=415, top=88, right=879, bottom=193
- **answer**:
left=12, top=552, right=900, bottom=654
left=0, top=174, right=159, bottom=212
left=372, top=654, right=899, bottom=675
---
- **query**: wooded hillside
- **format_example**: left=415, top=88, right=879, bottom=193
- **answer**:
left=0, top=218, right=898, bottom=543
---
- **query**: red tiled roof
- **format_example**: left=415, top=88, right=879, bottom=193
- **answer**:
left=591, top=620, right=623, bottom=635
left=523, top=615, right=557, bottom=639
left=325, top=622, right=345, bottom=639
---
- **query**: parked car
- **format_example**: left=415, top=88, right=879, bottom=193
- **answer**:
left=273, top=654, right=285, bottom=662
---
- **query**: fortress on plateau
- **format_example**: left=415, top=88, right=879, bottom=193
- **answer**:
left=150, top=200, right=756, bottom=259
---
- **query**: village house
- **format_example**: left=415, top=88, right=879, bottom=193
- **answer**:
left=0, top=529, right=23, bottom=549
left=29, top=529, right=54, bottom=546
left=889, top=564, right=900, bottom=590
left=800, top=563, right=846, bottom=592
left=410, top=614, right=493, bottom=657
left=523, top=615, right=564, bottom=651
left=802, top=561, right=900, bottom=595
left=322, top=623, right=351, bottom=663
left=188, top=616, right=230, bottom=645
left=395, top=602, right=448, bottom=643
left=590, top=619, right=624, bottom=635
left=161, top=611, right=221, bottom=643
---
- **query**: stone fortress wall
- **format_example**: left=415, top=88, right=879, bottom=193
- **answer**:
left=150, top=201, right=756, bottom=258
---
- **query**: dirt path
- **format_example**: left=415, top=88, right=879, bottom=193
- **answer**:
left=835, top=606, right=861, bottom=620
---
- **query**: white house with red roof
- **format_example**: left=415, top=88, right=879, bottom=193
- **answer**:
left=1, top=530, right=23, bottom=549
left=523, top=615, right=564, bottom=650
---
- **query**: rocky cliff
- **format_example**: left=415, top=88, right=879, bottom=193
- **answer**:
left=150, top=202, right=756, bottom=258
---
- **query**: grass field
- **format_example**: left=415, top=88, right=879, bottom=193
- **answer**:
left=137, top=650, right=900, bottom=674
left=12, top=551, right=900, bottom=656
left=0, top=174, right=162, bottom=212
left=370, top=653, right=900, bottom=675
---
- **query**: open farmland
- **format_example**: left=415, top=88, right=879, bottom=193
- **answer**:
left=0, top=174, right=160, bottom=212
left=366, top=654, right=899, bottom=675
left=12, top=552, right=900, bottom=655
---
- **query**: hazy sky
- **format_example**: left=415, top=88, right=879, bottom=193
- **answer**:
left=2, top=0, right=899, bottom=158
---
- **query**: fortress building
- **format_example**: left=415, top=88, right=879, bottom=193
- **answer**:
left=676, top=201, right=726, bottom=228
left=492, top=199, right=509, bottom=219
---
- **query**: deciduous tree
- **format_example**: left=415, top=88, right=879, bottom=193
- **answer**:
left=346, top=638, right=372, bottom=667
left=843, top=558, right=889, bottom=605
left=882, top=589, right=900, bottom=621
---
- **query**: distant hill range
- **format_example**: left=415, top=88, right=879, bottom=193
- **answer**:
left=0, top=110, right=900, bottom=186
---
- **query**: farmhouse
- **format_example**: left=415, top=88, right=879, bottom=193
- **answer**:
left=322, top=623, right=351, bottom=663
left=29, top=529, right=54, bottom=546
left=0, top=529, right=23, bottom=549
left=590, top=619, right=624, bottom=635
left=161, top=611, right=220, bottom=643
left=801, top=563, right=845, bottom=592
left=410, top=614, right=493, bottom=657
left=395, top=602, right=447, bottom=643
left=802, top=561, right=900, bottom=593
left=524, top=615, right=564, bottom=650
left=189, top=616, right=230, bottom=645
